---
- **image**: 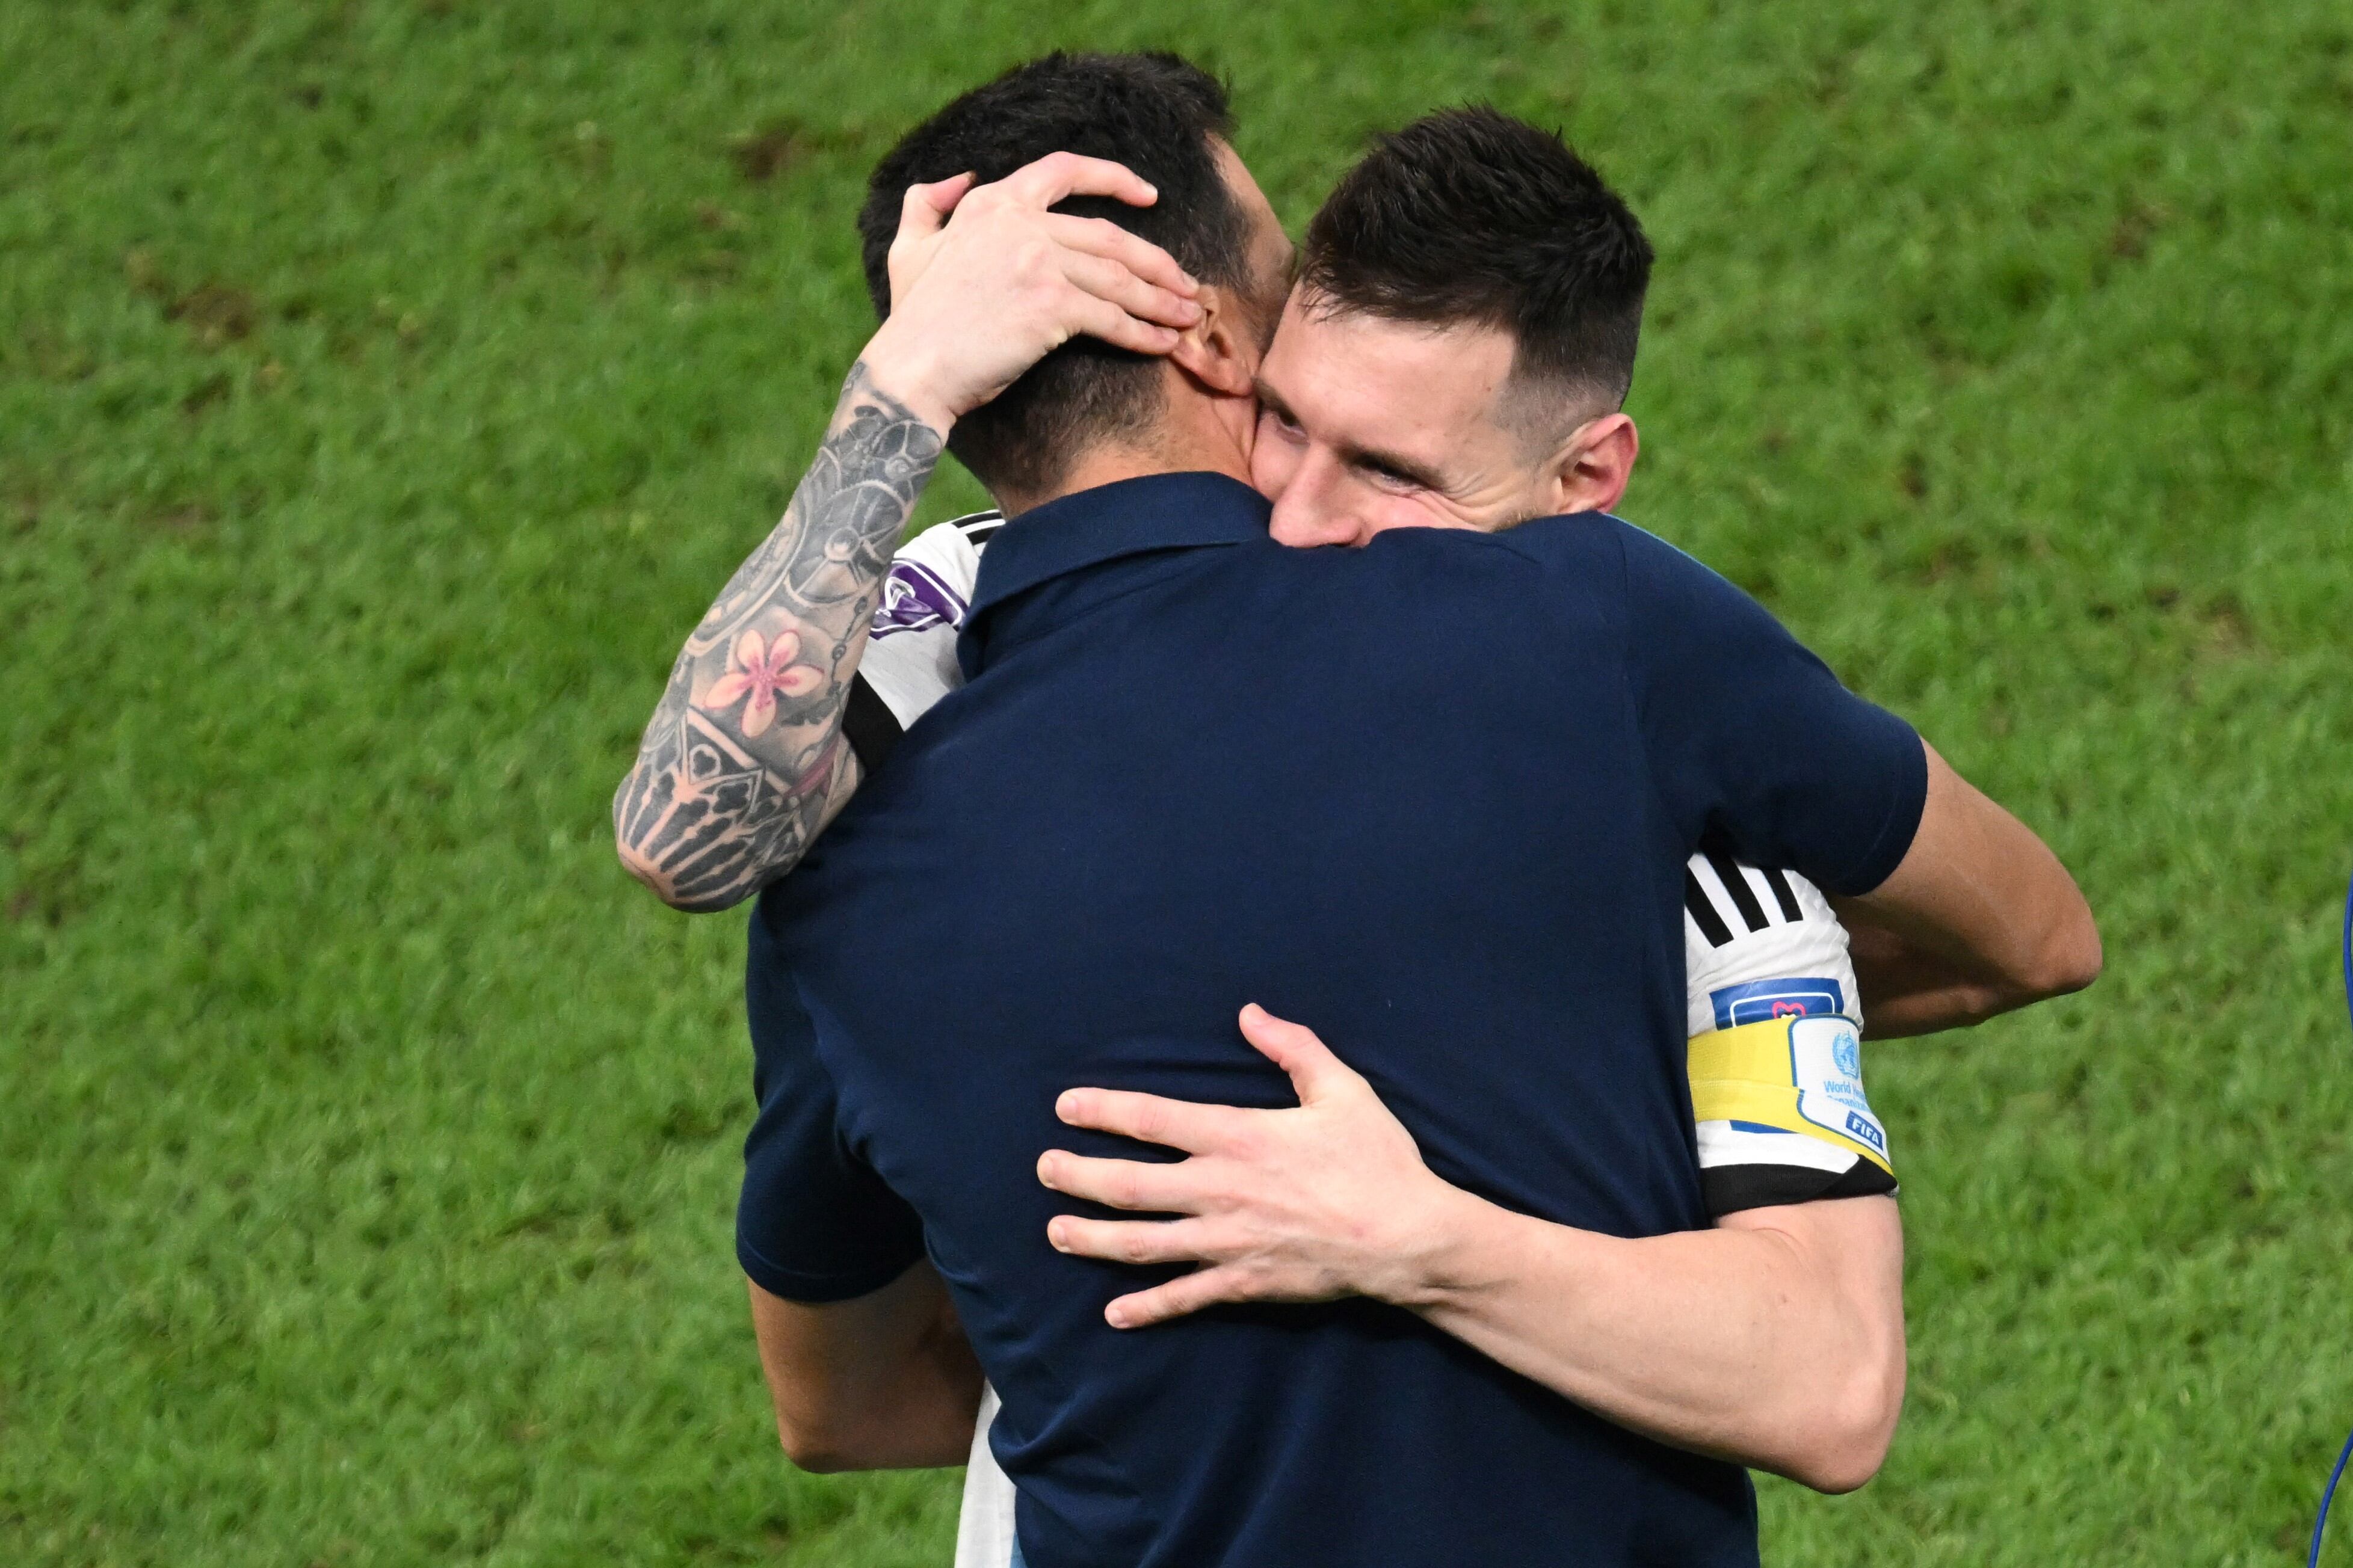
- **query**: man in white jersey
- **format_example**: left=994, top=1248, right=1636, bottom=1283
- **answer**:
left=853, top=515, right=1896, bottom=1567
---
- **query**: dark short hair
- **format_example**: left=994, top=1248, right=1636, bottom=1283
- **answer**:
left=1300, top=106, right=1652, bottom=426
left=857, top=53, right=1253, bottom=500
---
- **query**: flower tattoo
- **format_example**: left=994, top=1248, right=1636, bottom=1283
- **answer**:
left=612, top=362, right=944, bottom=910
left=698, top=629, right=823, bottom=737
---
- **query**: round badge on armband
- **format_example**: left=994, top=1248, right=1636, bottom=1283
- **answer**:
left=1788, top=1016, right=1889, bottom=1166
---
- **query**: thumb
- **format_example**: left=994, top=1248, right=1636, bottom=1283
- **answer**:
left=1238, top=1004, right=1355, bottom=1103
left=898, top=171, right=975, bottom=241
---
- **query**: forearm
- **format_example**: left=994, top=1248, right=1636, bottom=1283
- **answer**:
left=1840, top=918, right=2035, bottom=1036
left=1403, top=1191, right=1905, bottom=1492
left=613, top=360, right=940, bottom=911
left=1044, top=1010, right=1908, bottom=1489
left=789, top=1318, right=982, bottom=1472
left=1839, top=742, right=2101, bottom=1019
left=749, top=1270, right=984, bottom=1473
left=612, top=156, right=1203, bottom=910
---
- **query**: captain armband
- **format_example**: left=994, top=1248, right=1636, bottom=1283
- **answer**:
left=1689, top=1014, right=1896, bottom=1215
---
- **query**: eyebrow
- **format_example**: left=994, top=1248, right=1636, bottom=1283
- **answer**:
left=1254, top=378, right=1454, bottom=494
left=1253, top=377, right=1297, bottom=426
left=1340, top=441, right=1451, bottom=494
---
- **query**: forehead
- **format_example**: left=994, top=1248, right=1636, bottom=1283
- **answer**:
left=1261, top=291, right=1519, bottom=454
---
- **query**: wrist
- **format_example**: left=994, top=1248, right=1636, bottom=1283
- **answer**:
left=858, top=326, right=960, bottom=433
left=1374, top=1178, right=1506, bottom=1313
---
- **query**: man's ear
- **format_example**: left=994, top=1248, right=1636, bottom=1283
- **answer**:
left=1547, top=413, right=1639, bottom=516
left=1165, top=284, right=1260, bottom=398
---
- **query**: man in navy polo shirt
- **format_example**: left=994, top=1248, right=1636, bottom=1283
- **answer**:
left=614, top=57, right=2099, bottom=1568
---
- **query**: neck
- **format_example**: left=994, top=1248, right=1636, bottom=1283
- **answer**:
left=996, top=380, right=1257, bottom=518
left=1023, top=444, right=1250, bottom=515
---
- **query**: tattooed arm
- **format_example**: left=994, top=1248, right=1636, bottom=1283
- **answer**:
left=612, top=152, right=1204, bottom=910
left=612, top=364, right=942, bottom=911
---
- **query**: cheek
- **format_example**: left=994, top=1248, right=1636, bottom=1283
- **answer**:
left=1356, top=492, right=1440, bottom=541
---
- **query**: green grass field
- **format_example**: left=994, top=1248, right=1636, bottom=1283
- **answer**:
left=6, top=1, right=2352, bottom=1563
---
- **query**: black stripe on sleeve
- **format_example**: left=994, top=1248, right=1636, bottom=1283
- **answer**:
left=1760, top=865, right=1805, bottom=923
left=1704, top=849, right=1771, bottom=933
left=1685, top=869, right=1735, bottom=948
left=1701, top=1154, right=1896, bottom=1218
left=840, top=674, right=904, bottom=776
left=955, top=511, right=1005, bottom=546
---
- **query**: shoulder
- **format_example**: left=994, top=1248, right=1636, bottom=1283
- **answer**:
left=1427, top=512, right=1653, bottom=628
left=1594, top=517, right=1817, bottom=694
left=1600, top=517, right=1784, bottom=630
left=873, top=511, right=1002, bottom=632
left=856, top=511, right=999, bottom=734
left=1482, top=509, right=1638, bottom=570
left=1325, top=512, right=1627, bottom=590
left=906, top=509, right=1006, bottom=561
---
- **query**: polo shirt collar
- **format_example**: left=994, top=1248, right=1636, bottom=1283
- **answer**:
left=958, top=471, right=1269, bottom=677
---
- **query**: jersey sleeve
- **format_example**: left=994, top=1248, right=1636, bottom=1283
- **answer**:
left=845, top=514, right=995, bottom=773
left=736, top=891, right=927, bottom=1301
left=1683, top=852, right=1897, bottom=1216
left=1619, top=524, right=1926, bottom=896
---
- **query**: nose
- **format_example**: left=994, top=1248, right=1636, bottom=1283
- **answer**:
left=1266, top=450, right=1363, bottom=549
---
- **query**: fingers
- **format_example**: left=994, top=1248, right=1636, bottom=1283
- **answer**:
left=1046, top=1213, right=1215, bottom=1268
left=896, top=172, right=972, bottom=243
left=1037, top=1148, right=1203, bottom=1213
left=1040, top=213, right=1197, bottom=297
left=1058, top=294, right=1182, bottom=356
left=921, top=170, right=976, bottom=215
left=1056, top=1086, right=1234, bottom=1152
left=996, top=150, right=1160, bottom=211
left=1238, top=1004, right=1358, bottom=1101
left=885, top=174, right=974, bottom=307
left=1060, top=251, right=1202, bottom=331
left=1103, top=1265, right=1256, bottom=1330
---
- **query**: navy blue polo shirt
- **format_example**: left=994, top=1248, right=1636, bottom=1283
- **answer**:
left=739, top=472, right=1925, bottom=1568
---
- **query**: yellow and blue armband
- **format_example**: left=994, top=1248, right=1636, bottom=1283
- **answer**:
left=1689, top=1014, right=1895, bottom=1215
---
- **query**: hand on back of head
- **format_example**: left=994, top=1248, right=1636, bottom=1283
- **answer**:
left=863, top=153, right=1204, bottom=430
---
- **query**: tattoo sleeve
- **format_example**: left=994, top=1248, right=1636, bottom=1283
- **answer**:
left=612, top=361, right=944, bottom=911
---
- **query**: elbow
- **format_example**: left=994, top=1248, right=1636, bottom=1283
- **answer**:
left=1788, top=1427, right=1894, bottom=1498
left=611, top=784, right=685, bottom=908
left=612, top=825, right=750, bottom=914
left=617, top=844, right=697, bottom=912
left=2015, top=902, right=2103, bottom=1005
left=1780, top=1344, right=1905, bottom=1495
left=2049, top=914, right=2105, bottom=998
left=774, top=1413, right=872, bottom=1475
left=779, top=1441, right=856, bottom=1475
left=611, top=775, right=711, bottom=912
left=614, top=834, right=677, bottom=905
left=779, top=1436, right=857, bottom=1475
left=1966, top=889, right=2103, bottom=1019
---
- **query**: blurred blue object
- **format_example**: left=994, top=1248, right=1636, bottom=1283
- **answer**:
left=2309, top=871, right=2353, bottom=1568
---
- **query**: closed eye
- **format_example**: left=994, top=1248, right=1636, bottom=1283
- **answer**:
left=1351, top=453, right=1440, bottom=493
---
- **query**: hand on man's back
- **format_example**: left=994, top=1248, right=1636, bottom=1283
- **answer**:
left=862, top=152, right=1206, bottom=430
left=1038, top=1004, right=1466, bottom=1327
